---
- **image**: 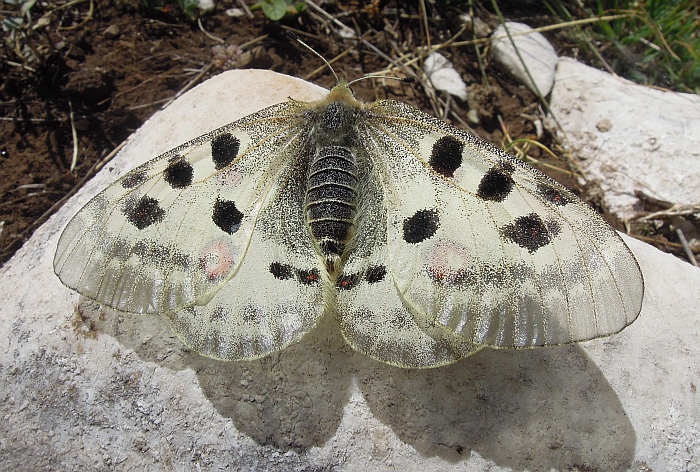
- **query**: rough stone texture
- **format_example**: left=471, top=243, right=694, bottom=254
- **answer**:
left=491, top=22, right=558, bottom=97
left=548, top=57, right=700, bottom=218
left=1, top=69, right=698, bottom=471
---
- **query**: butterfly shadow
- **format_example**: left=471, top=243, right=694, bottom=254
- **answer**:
left=89, top=303, right=355, bottom=450
left=357, top=346, right=636, bottom=470
left=88, top=302, right=635, bottom=469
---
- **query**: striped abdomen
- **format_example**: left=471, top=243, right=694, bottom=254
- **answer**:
left=305, top=146, right=358, bottom=262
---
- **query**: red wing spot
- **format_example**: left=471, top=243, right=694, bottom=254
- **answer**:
left=424, top=241, right=471, bottom=285
left=296, top=268, right=321, bottom=286
left=337, top=273, right=360, bottom=290
left=429, top=268, right=446, bottom=282
left=199, top=240, right=236, bottom=280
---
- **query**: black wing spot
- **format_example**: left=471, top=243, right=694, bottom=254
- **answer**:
left=429, top=136, right=464, bottom=177
left=403, top=209, right=439, bottom=244
left=242, top=305, right=270, bottom=324
left=365, top=265, right=387, bottom=284
left=390, top=311, right=411, bottom=330
left=296, top=268, right=321, bottom=286
left=270, top=262, right=294, bottom=280
left=211, top=133, right=240, bottom=170
left=337, top=273, right=360, bottom=290
left=121, top=170, right=148, bottom=189
left=132, top=239, right=191, bottom=269
left=537, top=183, right=572, bottom=206
left=212, top=198, right=244, bottom=234
left=124, top=196, right=166, bottom=230
left=477, top=167, right=515, bottom=202
left=426, top=266, right=470, bottom=286
left=501, top=160, right=516, bottom=173
left=164, top=156, right=194, bottom=189
left=501, top=213, right=557, bottom=253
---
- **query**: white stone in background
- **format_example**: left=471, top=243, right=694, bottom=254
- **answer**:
left=491, top=22, right=558, bottom=97
left=424, top=52, right=468, bottom=100
left=547, top=57, right=700, bottom=219
left=459, top=13, right=491, bottom=39
left=196, top=0, right=214, bottom=12
left=337, top=26, right=356, bottom=39
left=225, top=7, right=245, bottom=17
left=0, top=70, right=698, bottom=471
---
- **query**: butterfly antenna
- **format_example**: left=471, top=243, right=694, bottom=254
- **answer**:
left=285, top=31, right=414, bottom=88
left=286, top=31, right=339, bottom=84
left=347, top=76, right=415, bottom=87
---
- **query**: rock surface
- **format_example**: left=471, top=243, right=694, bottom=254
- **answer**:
left=548, top=57, right=700, bottom=218
left=424, top=52, right=469, bottom=100
left=1, top=69, right=698, bottom=471
left=491, top=22, right=558, bottom=97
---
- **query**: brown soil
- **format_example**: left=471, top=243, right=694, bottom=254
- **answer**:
left=0, top=1, right=686, bottom=265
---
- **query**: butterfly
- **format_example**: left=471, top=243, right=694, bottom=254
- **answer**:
left=54, top=39, right=644, bottom=368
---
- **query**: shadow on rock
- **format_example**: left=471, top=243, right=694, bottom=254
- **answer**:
left=86, top=300, right=635, bottom=468
left=359, top=346, right=635, bottom=470
left=90, top=302, right=353, bottom=449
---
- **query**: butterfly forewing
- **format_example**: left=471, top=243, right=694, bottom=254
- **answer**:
left=54, top=101, right=310, bottom=315
left=344, top=99, right=643, bottom=354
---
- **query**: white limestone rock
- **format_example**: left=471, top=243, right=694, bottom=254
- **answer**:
left=547, top=57, right=700, bottom=218
left=424, top=52, right=468, bottom=101
left=491, top=22, right=558, bottom=96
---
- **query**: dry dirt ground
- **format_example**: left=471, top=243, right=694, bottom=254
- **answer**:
left=0, top=0, right=684, bottom=266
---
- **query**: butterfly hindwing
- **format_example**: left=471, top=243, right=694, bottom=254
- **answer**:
left=169, top=223, right=325, bottom=361
left=332, top=145, right=478, bottom=367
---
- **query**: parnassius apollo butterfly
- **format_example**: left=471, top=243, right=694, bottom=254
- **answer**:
left=54, top=48, right=644, bottom=369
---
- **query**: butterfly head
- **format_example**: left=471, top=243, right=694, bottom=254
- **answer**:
left=326, top=81, right=363, bottom=105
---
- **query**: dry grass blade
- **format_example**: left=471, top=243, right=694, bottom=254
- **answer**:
left=675, top=229, right=699, bottom=267
left=69, top=100, right=79, bottom=172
